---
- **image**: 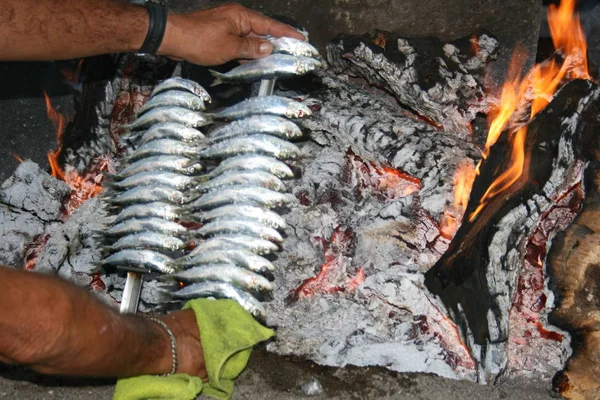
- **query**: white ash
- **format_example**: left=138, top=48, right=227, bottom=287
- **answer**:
left=36, top=197, right=108, bottom=282
left=326, top=31, right=498, bottom=136
left=0, top=161, right=70, bottom=267
left=300, top=74, right=480, bottom=221
left=265, top=134, right=476, bottom=379
left=0, top=160, right=70, bottom=222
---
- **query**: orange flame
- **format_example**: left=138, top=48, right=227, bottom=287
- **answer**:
left=43, top=92, right=106, bottom=216
left=43, top=92, right=67, bottom=180
left=11, top=153, right=24, bottom=163
left=470, top=0, right=589, bottom=222
left=440, top=161, right=476, bottom=237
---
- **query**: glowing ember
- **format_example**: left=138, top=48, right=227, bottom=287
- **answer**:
left=110, top=61, right=152, bottom=143
left=288, top=226, right=365, bottom=302
left=470, top=0, right=589, bottom=222
left=23, top=234, right=50, bottom=271
left=42, top=93, right=109, bottom=216
left=89, top=272, right=107, bottom=292
left=507, top=183, right=583, bottom=373
left=61, top=158, right=110, bottom=216
left=440, top=160, right=476, bottom=238
left=343, top=149, right=421, bottom=200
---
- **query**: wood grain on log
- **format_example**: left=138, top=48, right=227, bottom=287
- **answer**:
left=548, top=162, right=600, bottom=400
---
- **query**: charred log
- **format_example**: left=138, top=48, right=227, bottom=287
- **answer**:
left=300, top=74, right=481, bottom=220
left=424, top=79, right=600, bottom=382
left=58, top=54, right=177, bottom=173
left=549, top=161, right=600, bottom=400
left=326, top=29, right=498, bottom=136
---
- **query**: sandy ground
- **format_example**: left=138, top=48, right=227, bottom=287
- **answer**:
left=0, top=349, right=558, bottom=400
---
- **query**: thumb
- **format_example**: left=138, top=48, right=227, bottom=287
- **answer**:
left=235, top=37, right=273, bottom=59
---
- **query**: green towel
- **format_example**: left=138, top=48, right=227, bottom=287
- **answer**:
left=113, top=299, right=275, bottom=400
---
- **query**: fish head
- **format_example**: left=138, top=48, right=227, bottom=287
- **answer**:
left=282, top=120, right=303, bottom=138
left=296, top=57, right=323, bottom=75
left=285, top=101, right=313, bottom=119
left=185, top=161, right=204, bottom=175
left=298, top=42, right=320, bottom=58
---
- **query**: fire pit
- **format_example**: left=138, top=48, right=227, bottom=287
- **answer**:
left=2, top=0, right=599, bottom=398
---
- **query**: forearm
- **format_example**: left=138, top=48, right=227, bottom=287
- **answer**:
left=0, top=0, right=147, bottom=61
left=0, top=266, right=173, bottom=377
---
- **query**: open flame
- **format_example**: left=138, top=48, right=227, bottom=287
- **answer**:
left=440, top=161, right=476, bottom=238
left=43, top=91, right=67, bottom=180
left=470, top=0, right=589, bottom=222
left=43, top=92, right=106, bottom=216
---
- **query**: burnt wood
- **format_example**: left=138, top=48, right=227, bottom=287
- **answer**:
left=424, top=79, right=600, bottom=382
left=326, top=30, right=498, bottom=137
left=548, top=161, right=600, bottom=400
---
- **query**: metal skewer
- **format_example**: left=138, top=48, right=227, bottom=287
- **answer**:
left=119, top=77, right=275, bottom=315
left=257, top=78, right=276, bottom=97
left=120, top=271, right=143, bottom=314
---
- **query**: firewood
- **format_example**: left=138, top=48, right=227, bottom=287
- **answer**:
left=548, top=162, right=600, bottom=400
left=424, top=79, right=600, bottom=383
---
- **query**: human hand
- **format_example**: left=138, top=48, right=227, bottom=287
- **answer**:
left=159, top=3, right=305, bottom=66
left=158, top=309, right=207, bottom=379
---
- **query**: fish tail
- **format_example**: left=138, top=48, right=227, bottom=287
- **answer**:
left=209, top=70, right=226, bottom=87
left=155, top=286, right=177, bottom=304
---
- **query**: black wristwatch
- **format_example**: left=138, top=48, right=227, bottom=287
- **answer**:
left=138, top=0, right=167, bottom=55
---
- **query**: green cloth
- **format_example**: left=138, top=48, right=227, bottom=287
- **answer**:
left=113, top=299, right=275, bottom=400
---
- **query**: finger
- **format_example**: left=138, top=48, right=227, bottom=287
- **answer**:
left=234, top=36, right=274, bottom=59
left=241, top=8, right=305, bottom=40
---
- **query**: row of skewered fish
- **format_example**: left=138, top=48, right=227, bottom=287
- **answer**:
left=99, top=35, right=321, bottom=320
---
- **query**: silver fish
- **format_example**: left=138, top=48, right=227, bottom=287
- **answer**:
left=194, top=170, right=286, bottom=193
left=212, top=96, right=312, bottom=121
left=107, top=186, right=187, bottom=207
left=186, top=234, right=279, bottom=257
left=209, top=54, right=322, bottom=85
left=197, top=204, right=287, bottom=230
left=207, top=115, right=302, bottom=143
left=108, top=232, right=185, bottom=252
left=168, top=263, right=273, bottom=293
left=105, top=218, right=187, bottom=238
left=203, top=154, right=294, bottom=180
left=138, top=91, right=207, bottom=115
left=101, top=249, right=176, bottom=274
left=269, top=37, right=320, bottom=58
left=192, top=218, right=284, bottom=244
left=113, top=202, right=184, bottom=223
left=150, top=77, right=211, bottom=103
left=123, top=107, right=212, bottom=131
left=198, top=134, right=301, bottom=160
left=107, top=171, right=197, bottom=191
left=126, top=139, right=202, bottom=161
left=187, top=185, right=296, bottom=211
left=178, top=248, right=275, bottom=274
left=138, top=123, right=205, bottom=145
left=115, top=155, right=203, bottom=179
left=169, top=281, right=266, bottom=320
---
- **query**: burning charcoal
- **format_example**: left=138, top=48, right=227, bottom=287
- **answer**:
left=0, top=160, right=70, bottom=221
left=424, top=79, right=600, bottom=383
left=301, top=74, right=481, bottom=220
left=0, top=161, right=70, bottom=268
left=326, top=30, right=498, bottom=136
